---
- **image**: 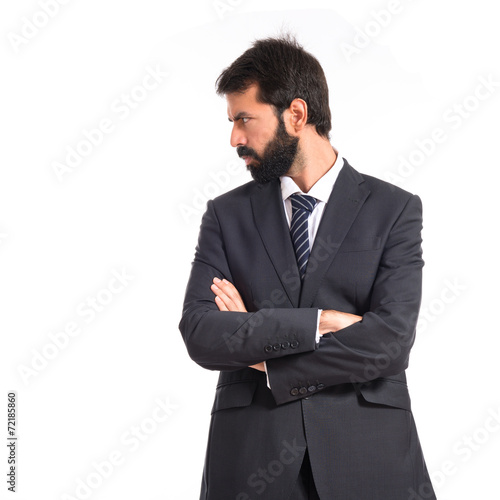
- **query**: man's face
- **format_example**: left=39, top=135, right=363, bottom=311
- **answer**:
left=226, top=84, right=299, bottom=184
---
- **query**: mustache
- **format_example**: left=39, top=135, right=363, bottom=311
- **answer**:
left=237, top=146, right=259, bottom=159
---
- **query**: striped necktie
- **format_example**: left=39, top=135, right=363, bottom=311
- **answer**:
left=289, top=193, right=317, bottom=279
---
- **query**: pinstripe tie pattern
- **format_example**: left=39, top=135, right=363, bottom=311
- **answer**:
left=289, top=193, right=317, bottom=279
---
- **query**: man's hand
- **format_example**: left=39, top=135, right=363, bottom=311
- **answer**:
left=319, top=309, right=362, bottom=335
left=248, top=362, right=266, bottom=372
left=211, top=277, right=264, bottom=371
left=210, top=278, right=361, bottom=366
left=211, top=277, right=247, bottom=312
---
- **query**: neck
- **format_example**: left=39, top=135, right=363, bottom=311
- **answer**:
left=287, top=135, right=337, bottom=193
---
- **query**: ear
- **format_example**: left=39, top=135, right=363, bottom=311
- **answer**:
left=287, top=98, right=308, bottom=132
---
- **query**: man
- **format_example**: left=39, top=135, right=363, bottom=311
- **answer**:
left=179, top=35, right=436, bottom=500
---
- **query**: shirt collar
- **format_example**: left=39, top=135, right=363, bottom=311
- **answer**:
left=280, top=146, right=344, bottom=203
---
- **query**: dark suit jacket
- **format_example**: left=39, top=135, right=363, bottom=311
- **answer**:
left=179, top=159, right=436, bottom=500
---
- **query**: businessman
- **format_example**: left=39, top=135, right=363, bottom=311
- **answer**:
left=179, top=35, right=436, bottom=499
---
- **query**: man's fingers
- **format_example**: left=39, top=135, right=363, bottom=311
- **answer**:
left=214, top=295, right=229, bottom=311
left=211, top=283, right=234, bottom=308
left=212, top=277, right=247, bottom=312
left=223, top=280, right=246, bottom=309
left=319, top=309, right=362, bottom=334
left=215, top=278, right=241, bottom=301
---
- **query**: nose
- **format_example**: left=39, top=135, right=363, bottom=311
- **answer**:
left=230, top=124, right=247, bottom=148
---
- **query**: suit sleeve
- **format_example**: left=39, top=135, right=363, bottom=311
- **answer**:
left=178, top=199, right=319, bottom=371
left=266, top=194, right=424, bottom=405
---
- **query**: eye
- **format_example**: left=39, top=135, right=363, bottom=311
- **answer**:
left=241, top=117, right=250, bottom=124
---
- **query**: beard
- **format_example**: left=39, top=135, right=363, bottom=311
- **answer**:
left=237, top=115, right=300, bottom=184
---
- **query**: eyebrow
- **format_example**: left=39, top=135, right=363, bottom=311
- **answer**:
left=228, top=112, right=251, bottom=122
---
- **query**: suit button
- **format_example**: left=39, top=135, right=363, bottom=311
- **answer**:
left=317, top=383, right=325, bottom=390
left=281, top=341, right=290, bottom=349
left=290, top=388, right=299, bottom=396
left=273, top=343, right=281, bottom=351
left=290, top=340, right=299, bottom=349
left=264, top=345, right=272, bottom=353
left=308, top=385, right=316, bottom=392
left=299, top=387, right=307, bottom=395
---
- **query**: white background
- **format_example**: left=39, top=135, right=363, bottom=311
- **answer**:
left=1, top=1, right=499, bottom=499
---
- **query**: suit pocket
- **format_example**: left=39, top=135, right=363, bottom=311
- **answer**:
left=211, top=380, right=258, bottom=414
left=357, top=378, right=411, bottom=411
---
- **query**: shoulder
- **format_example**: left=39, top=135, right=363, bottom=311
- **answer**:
left=343, top=159, right=421, bottom=208
left=209, top=178, right=274, bottom=211
left=216, top=178, right=260, bottom=201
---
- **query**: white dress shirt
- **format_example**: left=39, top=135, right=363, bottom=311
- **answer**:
left=264, top=147, right=344, bottom=387
left=280, top=148, right=344, bottom=243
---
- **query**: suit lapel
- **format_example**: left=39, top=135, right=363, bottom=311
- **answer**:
left=250, top=180, right=301, bottom=308
left=299, top=160, right=371, bottom=308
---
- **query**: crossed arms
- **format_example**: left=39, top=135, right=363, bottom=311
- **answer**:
left=179, top=193, right=423, bottom=404
left=210, top=276, right=362, bottom=372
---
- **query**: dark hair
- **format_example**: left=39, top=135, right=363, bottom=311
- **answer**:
left=215, top=34, right=332, bottom=139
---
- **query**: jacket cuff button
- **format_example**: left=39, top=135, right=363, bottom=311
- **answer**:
left=290, top=388, right=299, bottom=396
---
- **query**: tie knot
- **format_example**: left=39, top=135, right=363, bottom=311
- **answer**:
left=290, top=193, right=317, bottom=213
